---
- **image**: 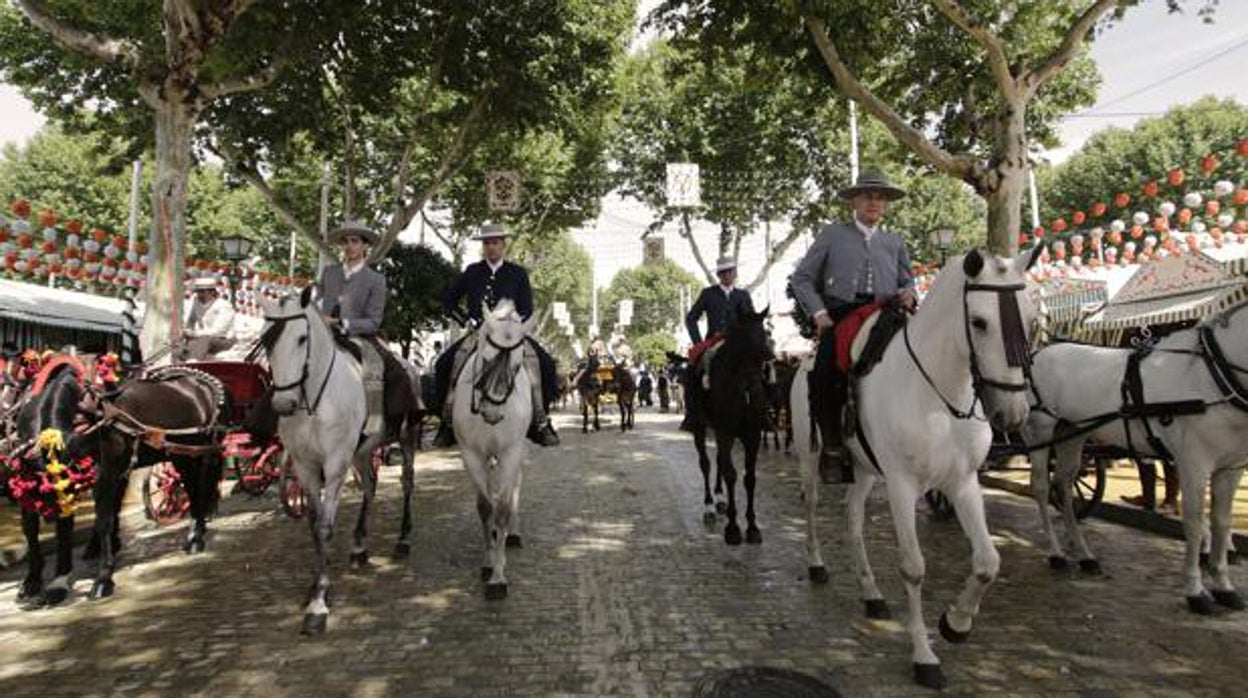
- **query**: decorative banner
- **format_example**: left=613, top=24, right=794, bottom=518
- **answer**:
left=552, top=301, right=569, bottom=325
left=486, top=171, right=522, bottom=212
left=644, top=236, right=665, bottom=265
left=665, top=163, right=701, bottom=207
left=618, top=299, right=634, bottom=326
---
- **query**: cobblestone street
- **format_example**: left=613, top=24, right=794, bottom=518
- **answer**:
left=2, top=408, right=1247, bottom=697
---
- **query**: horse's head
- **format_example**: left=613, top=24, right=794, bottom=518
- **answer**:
left=478, top=299, right=528, bottom=354
left=257, top=287, right=324, bottom=416
left=471, top=299, right=529, bottom=424
left=726, top=304, right=773, bottom=365
left=947, top=246, right=1042, bottom=431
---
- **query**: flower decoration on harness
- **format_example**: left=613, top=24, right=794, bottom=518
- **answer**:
left=93, top=352, right=122, bottom=388
left=0, top=428, right=96, bottom=520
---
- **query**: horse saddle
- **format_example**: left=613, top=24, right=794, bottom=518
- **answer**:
left=835, top=303, right=907, bottom=377
left=350, top=337, right=415, bottom=435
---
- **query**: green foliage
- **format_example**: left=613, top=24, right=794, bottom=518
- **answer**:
left=600, top=259, right=701, bottom=339
left=508, top=231, right=593, bottom=330
left=631, top=332, right=677, bottom=371
left=379, top=242, right=458, bottom=356
left=887, top=170, right=988, bottom=263
left=1038, top=97, right=1248, bottom=222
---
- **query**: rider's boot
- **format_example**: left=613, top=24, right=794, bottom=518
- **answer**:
left=432, top=340, right=474, bottom=448
left=523, top=350, right=559, bottom=447
left=360, top=342, right=386, bottom=435
left=812, top=371, right=853, bottom=484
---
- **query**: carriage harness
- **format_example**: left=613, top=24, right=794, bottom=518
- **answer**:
left=1025, top=311, right=1248, bottom=464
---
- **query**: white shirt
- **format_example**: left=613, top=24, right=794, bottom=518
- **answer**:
left=854, top=215, right=879, bottom=243
left=343, top=258, right=367, bottom=280
left=719, top=283, right=735, bottom=299
left=185, top=295, right=235, bottom=339
left=486, top=259, right=504, bottom=274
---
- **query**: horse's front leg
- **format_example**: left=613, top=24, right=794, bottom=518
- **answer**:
left=505, top=467, right=523, bottom=549
left=742, top=428, right=762, bottom=544
left=846, top=469, right=887, bottom=615
left=884, top=477, right=944, bottom=689
left=393, top=421, right=418, bottom=559
left=44, top=515, right=75, bottom=605
left=180, top=456, right=216, bottom=555
left=941, top=477, right=1001, bottom=647
left=593, top=400, right=600, bottom=431
left=484, top=445, right=524, bottom=600
left=89, top=451, right=126, bottom=599
left=301, top=462, right=344, bottom=635
left=693, top=425, right=715, bottom=521
left=1206, top=466, right=1244, bottom=610
left=1179, top=470, right=1217, bottom=614
left=349, top=443, right=380, bottom=570
left=18, top=510, right=45, bottom=602
left=581, top=401, right=589, bottom=433
left=1029, top=443, right=1068, bottom=569
left=461, top=450, right=495, bottom=584
left=1055, top=440, right=1099, bottom=572
left=718, top=434, right=741, bottom=546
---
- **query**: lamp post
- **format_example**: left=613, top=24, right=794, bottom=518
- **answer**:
left=928, top=228, right=956, bottom=265
left=220, top=235, right=253, bottom=308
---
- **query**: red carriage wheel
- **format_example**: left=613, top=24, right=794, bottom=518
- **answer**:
left=235, top=441, right=284, bottom=495
left=142, top=462, right=190, bottom=526
left=279, top=455, right=308, bottom=519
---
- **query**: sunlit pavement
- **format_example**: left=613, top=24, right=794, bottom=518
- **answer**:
left=2, top=406, right=1246, bottom=696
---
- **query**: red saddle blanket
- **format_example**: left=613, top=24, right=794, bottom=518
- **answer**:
left=833, top=302, right=882, bottom=374
left=687, top=333, right=724, bottom=368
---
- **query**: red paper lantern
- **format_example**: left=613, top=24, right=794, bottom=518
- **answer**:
left=1235, top=189, right=1248, bottom=206
left=91, top=228, right=108, bottom=243
left=39, top=240, right=55, bottom=254
left=1167, top=168, right=1185, bottom=187
left=112, top=235, right=127, bottom=250
left=1033, top=226, right=1046, bottom=239
left=1130, top=225, right=1144, bottom=240
left=64, top=219, right=84, bottom=235
left=1072, top=211, right=1086, bottom=226
left=1201, top=154, right=1220, bottom=174
left=1052, top=218, right=1067, bottom=233
left=1238, top=139, right=1248, bottom=157
left=1178, top=208, right=1193, bottom=226
left=1091, top=202, right=1108, bottom=217
left=10, top=199, right=31, bottom=218
left=1114, top=193, right=1130, bottom=209
left=1142, top=180, right=1159, bottom=198
left=37, top=209, right=57, bottom=228
left=16, top=233, right=33, bottom=249
left=1206, top=200, right=1221, bottom=217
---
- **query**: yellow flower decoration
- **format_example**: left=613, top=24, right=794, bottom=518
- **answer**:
left=37, top=428, right=64, bottom=454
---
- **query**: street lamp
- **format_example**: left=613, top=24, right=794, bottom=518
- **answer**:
left=928, top=228, right=956, bottom=265
left=220, top=234, right=253, bottom=307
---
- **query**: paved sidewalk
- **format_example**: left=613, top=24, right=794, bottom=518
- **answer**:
left=1, top=409, right=1246, bottom=696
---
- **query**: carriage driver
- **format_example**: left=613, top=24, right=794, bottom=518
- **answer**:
left=432, top=223, right=560, bottom=448
left=177, top=276, right=236, bottom=361
left=789, top=170, right=917, bottom=483
left=317, top=220, right=410, bottom=435
left=680, top=256, right=755, bottom=430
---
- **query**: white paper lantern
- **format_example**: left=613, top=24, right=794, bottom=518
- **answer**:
left=1218, top=213, right=1234, bottom=227
left=1110, top=220, right=1126, bottom=233
left=1183, top=192, right=1203, bottom=207
left=1192, top=220, right=1208, bottom=234
left=1132, top=211, right=1150, bottom=225
left=1158, top=201, right=1176, bottom=217
left=1215, top=180, right=1235, bottom=197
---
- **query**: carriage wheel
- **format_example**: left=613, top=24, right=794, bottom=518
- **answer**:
left=142, top=462, right=190, bottom=526
left=279, top=456, right=308, bottom=519
left=1048, top=451, right=1107, bottom=520
left=924, top=490, right=957, bottom=521
left=243, top=442, right=286, bottom=495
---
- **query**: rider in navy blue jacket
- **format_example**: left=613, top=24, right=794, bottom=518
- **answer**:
left=433, top=224, right=559, bottom=448
left=685, top=257, right=756, bottom=345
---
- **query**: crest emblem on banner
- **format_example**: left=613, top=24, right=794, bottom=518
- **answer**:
left=486, top=171, right=522, bottom=212
left=665, top=163, right=701, bottom=207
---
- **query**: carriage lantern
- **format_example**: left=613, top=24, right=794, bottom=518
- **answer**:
left=927, top=228, right=956, bottom=265
left=220, top=235, right=254, bottom=308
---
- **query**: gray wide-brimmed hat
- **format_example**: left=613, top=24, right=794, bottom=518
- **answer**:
left=838, top=170, right=907, bottom=202
left=328, top=220, right=380, bottom=246
left=472, top=223, right=511, bottom=241
left=189, top=276, right=221, bottom=291
left=714, top=256, right=738, bottom=273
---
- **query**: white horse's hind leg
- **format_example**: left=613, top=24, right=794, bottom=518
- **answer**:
left=793, top=366, right=827, bottom=582
left=1053, top=439, right=1098, bottom=571
left=943, top=476, right=1001, bottom=642
left=349, top=443, right=380, bottom=569
left=1180, top=472, right=1216, bottom=613
left=846, top=470, right=887, bottom=616
left=1029, top=444, right=1066, bottom=568
left=1207, top=467, right=1244, bottom=610
left=393, top=423, right=418, bottom=559
left=883, top=477, right=944, bottom=688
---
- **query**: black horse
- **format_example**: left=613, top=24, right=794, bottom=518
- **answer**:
left=8, top=362, right=93, bottom=605
left=684, top=306, right=772, bottom=544
left=761, top=357, right=797, bottom=452
left=576, top=356, right=603, bottom=433
left=80, top=366, right=229, bottom=598
left=612, top=362, right=637, bottom=431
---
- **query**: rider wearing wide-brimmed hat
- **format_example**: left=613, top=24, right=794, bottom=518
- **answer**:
left=679, top=255, right=757, bottom=430
left=789, top=170, right=917, bottom=482
left=178, top=275, right=236, bottom=361
left=432, top=223, right=560, bottom=448
left=317, top=220, right=411, bottom=434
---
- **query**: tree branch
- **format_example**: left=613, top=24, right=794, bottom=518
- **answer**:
left=209, top=135, right=334, bottom=257
left=802, top=13, right=977, bottom=183
left=1021, top=0, right=1118, bottom=96
left=14, top=0, right=140, bottom=69
left=680, top=211, right=715, bottom=284
left=931, top=0, right=1015, bottom=95
left=389, top=52, right=448, bottom=228
left=200, top=48, right=290, bottom=100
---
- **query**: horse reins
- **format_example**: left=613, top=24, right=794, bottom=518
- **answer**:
left=471, top=333, right=526, bottom=415
left=263, top=312, right=338, bottom=415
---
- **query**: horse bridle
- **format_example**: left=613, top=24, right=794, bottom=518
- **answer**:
left=905, top=281, right=1031, bottom=420
left=1199, top=304, right=1248, bottom=412
left=471, top=332, right=527, bottom=413
left=263, top=311, right=337, bottom=415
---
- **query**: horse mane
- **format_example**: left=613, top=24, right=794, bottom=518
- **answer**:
left=30, top=355, right=87, bottom=397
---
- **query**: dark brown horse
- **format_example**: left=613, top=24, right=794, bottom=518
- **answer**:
left=577, top=358, right=603, bottom=433
left=612, top=362, right=637, bottom=431
left=80, top=366, right=230, bottom=599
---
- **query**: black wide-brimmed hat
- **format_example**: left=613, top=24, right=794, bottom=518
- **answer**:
left=838, top=170, right=907, bottom=202
left=328, top=220, right=380, bottom=246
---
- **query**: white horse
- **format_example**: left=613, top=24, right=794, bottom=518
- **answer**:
left=258, top=288, right=419, bottom=634
left=793, top=248, right=1041, bottom=689
left=452, top=299, right=532, bottom=599
left=1025, top=303, right=1248, bottom=614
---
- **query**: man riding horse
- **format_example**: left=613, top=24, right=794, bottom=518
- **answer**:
left=681, top=256, right=755, bottom=431
left=789, top=170, right=917, bottom=483
left=317, top=220, right=414, bottom=436
left=432, top=223, right=559, bottom=448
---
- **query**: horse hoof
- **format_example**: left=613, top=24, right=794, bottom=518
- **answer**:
left=1048, top=556, right=1069, bottom=571
left=301, top=613, right=328, bottom=635
left=702, top=510, right=717, bottom=524
left=1078, top=559, right=1102, bottom=575
left=183, top=539, right=205, bottom=555
left=913, top=663, right=945, bottom=690
left=42, top=586, right=69, bottom=606
left=939, top=612, right=970, bottom=644
left=392, top=542, right=411, bottom=559
left=1186, top=593, right=1217, bottom=615
left=484, top=582, right=508, bottom=600
left=17, top=583, right=43, bottom=602
left=505, top=534, right=523, bottom=549
left=808, top=566, right=829, bottom=585
left=349, top=550, right=370, bottom=569
left=745, top=528, right=762, bottom=545
left=480, top=566, right=493, bottom=582
left=1212, top=589, right=1246, bottom=610
left=724, top=527, right=742, bottom=546
left=864, top=598, right=891, bottom=620
left=89, top=579, right=115, bottom=600
left=715, top=501, right=728, bottom=515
